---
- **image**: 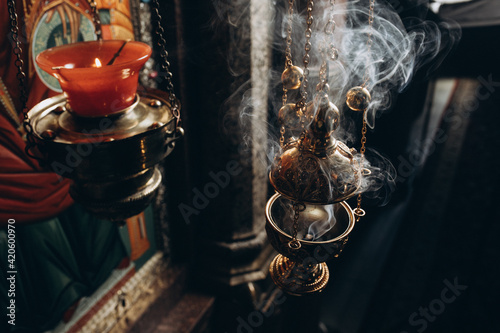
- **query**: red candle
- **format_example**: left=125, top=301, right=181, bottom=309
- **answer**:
left=36, top=40, right=152, bottom=117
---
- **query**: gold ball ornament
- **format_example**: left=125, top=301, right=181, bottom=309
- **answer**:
left=281, top=66, right=304, bottom=90
left=346, top=86, right=371, bottom=111
left=279, top=103, right=302, bottom=129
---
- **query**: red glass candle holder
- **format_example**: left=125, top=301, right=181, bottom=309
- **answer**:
left=36, top=40, right=152, bottom=117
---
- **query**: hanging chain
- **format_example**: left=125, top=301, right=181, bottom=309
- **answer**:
left=279, top=126, right=285, bottom=147
left=355, top=0, right=376, bottom=221
left=7, top=0, right=40, bottom=159
left=317, top=0, right=336, bottom=92
left=297, top=0, right=314, bottom=141
left=7, top=0, right=27, bottom=116
left=282, top=0, right=294, bottom=109
left=355, top=114, right=367, bottom=221
left=288, top=0, right=314, bottom=249
left=362, top=0, right=375, bottom=88
left=280, top=0, right=295, bottom=148
left=326, top=0, right=338, bottom=62
left=284, top=0, right=294, bottom=70
left=297, top=0, right=314, bottom=110
left=151, top=0, right=181, bottom=128
left=288, top=201, right=303, bottom=250
left=359, top=114, right=367, bottom=157
left=317, top=62, right=328, bottom=92
left=87, top=0, right=102, bottom=40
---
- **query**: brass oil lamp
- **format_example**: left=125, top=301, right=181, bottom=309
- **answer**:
left=265, top=0, right=373, bottom=295
left=29, top=40, right=183, bottom=221
left=9, top=1, right=183, bottom=221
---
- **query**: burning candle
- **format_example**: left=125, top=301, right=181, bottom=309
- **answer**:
left=36, top=40, right=151, bottom=117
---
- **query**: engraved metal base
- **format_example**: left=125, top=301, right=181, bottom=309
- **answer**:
left=69, top=167, right=162, bottom=221
left=269, top=254, right=329, bottom=296
left=265, top=194, right=355, bottom=295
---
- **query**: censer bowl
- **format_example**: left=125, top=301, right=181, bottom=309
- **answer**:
left=35, top=40, right=151, bottom=117
left=265, top=193, right=355, bottom=295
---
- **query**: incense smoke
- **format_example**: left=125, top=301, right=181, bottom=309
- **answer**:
left=217, top=0, right=459, bottom=237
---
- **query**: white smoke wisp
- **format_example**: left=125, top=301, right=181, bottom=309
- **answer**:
left=278, top=198, right=338, bottom=241
left=219, top=0, right=457, bottom=204
left=267, top=0, right=450, bottom=198
left=335, top=1, right=447, bottom=130
left=355, top=148, right=397, bottom=206
left=304, top=203, right=336, bottom=241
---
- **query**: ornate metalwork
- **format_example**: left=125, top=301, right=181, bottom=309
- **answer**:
left=28, top=90, right=183, bottom=220
left=265, top=193, right=354, bottom=295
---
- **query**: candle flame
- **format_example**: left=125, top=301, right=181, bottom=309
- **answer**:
left=94, top=58, right=102, bottom=68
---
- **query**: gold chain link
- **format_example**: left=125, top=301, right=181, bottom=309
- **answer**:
left=317, top=62, right=327, bottom=91
left=87, top=0, right=102, bottom=40
left=317, top=0, right=336, bottom=92
left=356, top=0, right=376, bottom=221
left=152, top=0, right=181, bottom=128
left=298, top=0, right=314, bottom=108
left=355, top=113, right=367, bottom=220
left=292, top=202, right=300, bottom=240
left=295, top=0, right=314, bottom=143
left=359, top=114, right=367, bottom=156
left=280, top=0, right=294, bottom=147
left=284, top=0, right=294, bottom=69
left=279, top=126, right=285, bottom=147
left=282, top=89, right=288, bottom=107
left=6, top=0, right=40, bottom=159
left=289, top=0, right=315, bottom=247
left=288, top=201, right=305, bottom=249
left=362, top=0, right=376, bottom=87
left=6, top=0, right=27, bottom=116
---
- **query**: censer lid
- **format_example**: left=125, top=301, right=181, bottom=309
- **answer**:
left=272, top=91, right=361, bottom=204
left=269, top=139, right=362, bottom=204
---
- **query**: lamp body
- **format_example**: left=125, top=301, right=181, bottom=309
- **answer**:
left=28, top=90, right=182, bottom=220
